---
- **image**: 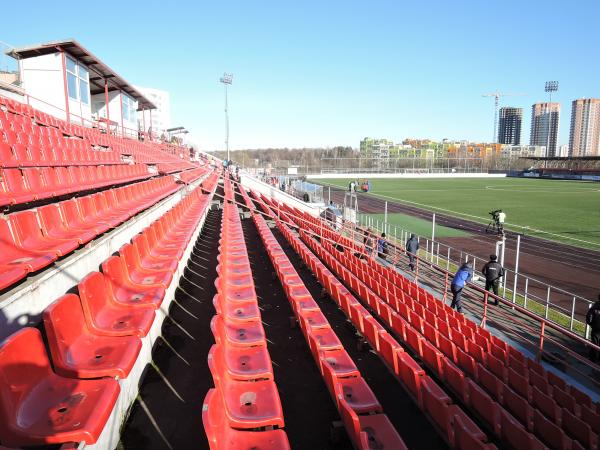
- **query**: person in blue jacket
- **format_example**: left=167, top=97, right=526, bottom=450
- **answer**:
left=450, top=261, right=472, bottom=313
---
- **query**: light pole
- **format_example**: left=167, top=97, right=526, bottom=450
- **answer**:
left=220, top=73, right=233, bottom=162
left=544, top=81, right=558, bottom=157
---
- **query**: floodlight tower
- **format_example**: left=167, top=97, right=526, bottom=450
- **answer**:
left=544, top=81, right=558, bottom=156
left=220, top=73, right=233, bottom=161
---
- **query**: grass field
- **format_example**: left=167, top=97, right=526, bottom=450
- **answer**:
left=362, top=213, right=469, bottom=239
left=318, top=177, right=600, bottom=249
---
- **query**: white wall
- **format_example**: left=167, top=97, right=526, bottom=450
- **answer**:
left=20, top=53, right=66, bottom=120
left=307, top=173, right=507, bottom=179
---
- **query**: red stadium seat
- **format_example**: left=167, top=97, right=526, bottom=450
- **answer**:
left=2, top=168, right=36, bottom=204
left=338, top=397, right=407, bottom=450
left=116, top=245, right=174, bottom=287
left=378, top=331, right=403, bottom=374
left=322, top=360, right=382, bottom=414
left=454, top=414, right=497, bottom=450
left=532, top=409, right=572, bottom=450
left=562, top=407, right=598, bottom=449
left=319, top=348, right=359, bottom=378
left=0, top=328, right=120, bottom=447
left=210, top=315, right=266, bottom=348
left=10, top=210, right=79, bottom=257
left=502, top=387, right=533, bottom=431
left=202, top=389, right=290, bottom=450
left=0, top=217, right=58, bottom=272
left=208, top=343, right=273, bottom=382
left=466, top=379, right=502, bottom=435
left=214, top=293, right=261, bottom=323
left=443, top=358, right=469, bottom=403
left=37, top=203, right=96, bottom=245
left=78, top=271, right=155, bottom=337
left=60, top=199, right=111, bottom=235
left=499, top=409, right=545, bottom=450
left=397, top=352, right=425, bottom=406
left=43, top=294, right=142, bottom=379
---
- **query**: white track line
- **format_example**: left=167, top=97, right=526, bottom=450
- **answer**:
left=321, top=181, right=600, bottom=249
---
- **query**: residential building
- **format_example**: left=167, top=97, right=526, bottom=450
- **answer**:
left=568, top=98, right=600, bottom=156
left=360, top=137, right=398, bottom=159
left=135, top=86, right=171, bottom=135
left=558, top=144, right=569, bottom=157
left=498, top=107, right=522, bottom=144
left=530, top=102, right=560, bottom=157
left=500, top=144, right=545, bottom=158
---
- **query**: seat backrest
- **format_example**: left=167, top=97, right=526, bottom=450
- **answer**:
left=101, top=255, right=129, bottom=285
left=44, top=294, right=85, bottom=346
left=78, top=271, right=110, bottom=320
left=60, top=199, right=84, bottom=226
left=10, top=211, right=43, bottom=244
left=2, top=169, right=29, bottom=197
left=77, top=196, right=98, bottom=219
left=38, top=204, right=67, bottom=234
left=0, top=142, right=18, bottom=167
left=338, top=397, right=361, bottom=444
left=0, top=328, right=53, bottom=420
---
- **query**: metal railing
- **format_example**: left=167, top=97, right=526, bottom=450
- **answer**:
left=352, top=212, right=594, bottom=339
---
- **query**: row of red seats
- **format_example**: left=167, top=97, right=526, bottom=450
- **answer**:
left=0, top=140, right=121, bottom=167
left=0, top=176, right=217, bottom=447
left=351, top=241, right=600, bottom=423
left=0, top=164, right=151, bottom=207
left=0, top=95, right=195, bottom=167
left=179, top=167, right=209, bottom=184
left=316, top=231, right=599, bottom=450
left=247, top=187, right=488, bottom=448
left=295, top=228, right=495, bottom=449
left=0, top=95, right=114, bottom=146
left=202, top=177, right=290, bottom=449
left=244, top=187, right=408, bottom=450
left=0, top=176, right=180, bottom=290
left=252, top=193, right=492, bottom=449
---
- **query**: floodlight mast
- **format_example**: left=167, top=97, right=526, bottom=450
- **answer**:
left=220, top=73, right=233, bottom=162
left=544, top=81, right=558, bottom=156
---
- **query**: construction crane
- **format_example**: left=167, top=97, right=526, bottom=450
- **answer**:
left=482, top=91, right=527, bottom=143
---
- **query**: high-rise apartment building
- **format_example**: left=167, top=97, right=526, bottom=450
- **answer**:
left=568, top=98, right=600, bottom=157
left=498, top=107, right=522, bottom=144
left=530, top=102, right=560, bottom=157
left=135, top=85, right=171, bottom=134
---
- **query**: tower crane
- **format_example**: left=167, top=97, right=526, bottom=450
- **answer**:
left=482, top=91, right=527, bottom=143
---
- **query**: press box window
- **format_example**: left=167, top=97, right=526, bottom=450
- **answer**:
left=66, top=56, right=90, bottom=104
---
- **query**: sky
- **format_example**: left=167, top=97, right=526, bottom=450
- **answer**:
left=2, top=0, right=599, bottom=151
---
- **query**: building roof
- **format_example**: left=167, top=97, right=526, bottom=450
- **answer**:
left=6, top=39, right=156, bottom=110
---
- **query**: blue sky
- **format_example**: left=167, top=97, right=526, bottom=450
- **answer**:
left=2, top=0, right=599, bottom=150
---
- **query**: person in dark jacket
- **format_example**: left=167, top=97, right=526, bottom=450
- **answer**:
left=377, top=233, right=388, bottom=260
left=586, top=296, right=600, bottom=362
left=405, top=233, right=419, bottom=271
left=481, top=254, right=505, bottom=305
left=450, top=261, right=472, bottom=313
left=363, top=228, right=374, bottom=256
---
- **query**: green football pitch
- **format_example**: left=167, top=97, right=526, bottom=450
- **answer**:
left=317, top=177, right=600, bottom=249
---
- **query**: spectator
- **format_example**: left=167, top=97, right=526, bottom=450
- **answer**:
left=363, top=228, right=374, bottom=256
left=405, top=233, right=419, bottom=271
left=377, top=232, right=388, bottom=260
left=481, top=254, right=505, bottom=305
left=586, top=295, right=600, bottom=362
left=450, top=261, right=472, bottom=313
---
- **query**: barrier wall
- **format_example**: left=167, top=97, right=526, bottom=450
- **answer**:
left=307, top=173, right=507, bottom=180
left=239, top=173, right=320, bottom=217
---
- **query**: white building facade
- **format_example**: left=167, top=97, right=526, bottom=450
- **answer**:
left=135, top=86, right=170, bottom=135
